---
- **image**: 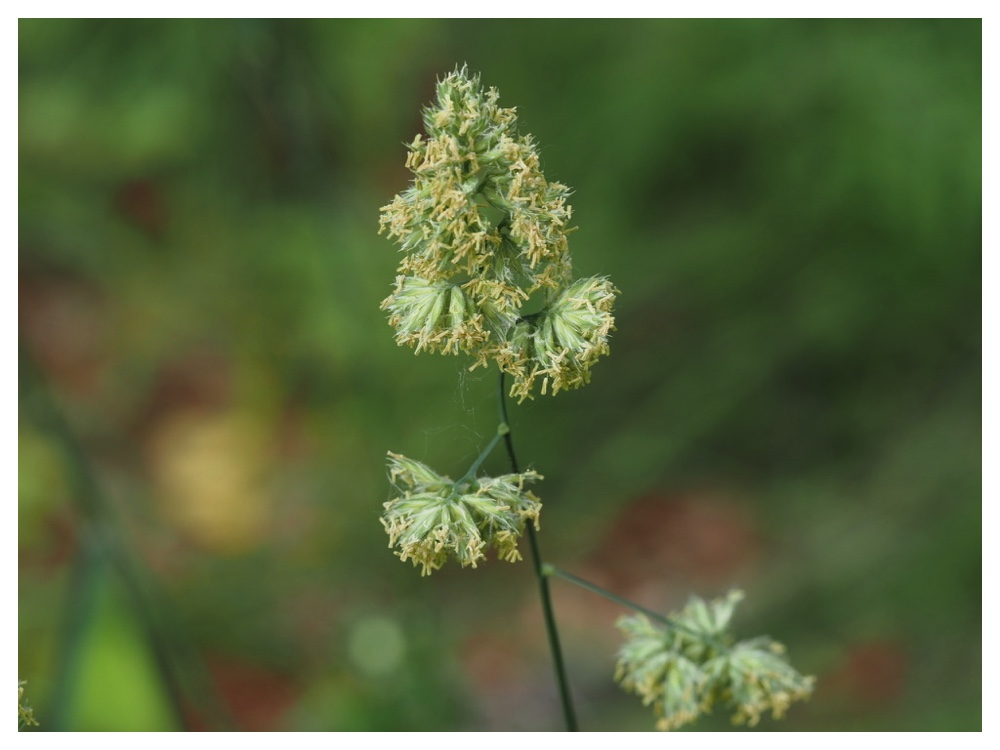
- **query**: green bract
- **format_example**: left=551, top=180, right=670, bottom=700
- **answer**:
left=380, top=65, right=618, bottom=401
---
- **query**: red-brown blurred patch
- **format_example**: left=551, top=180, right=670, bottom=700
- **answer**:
left=274, top=404, right=314, bottom=462
left=280, top=587, right=342, bottom=658
left=824, top=640, right=908, bottom=708
left=131, top=346, right=233, bottom=441
left=588, top=492, right=761, bottom=598
left=18, top=506, right=79, bottom=571
left=460, top=630, right=532, bottom=693
left=115, top=178, right=168, bottom=239
left=459, top=629, right=546, bottom=730
left=196, top=656, right=300, bottom=731
left=19, top=271, right=108, bottom=399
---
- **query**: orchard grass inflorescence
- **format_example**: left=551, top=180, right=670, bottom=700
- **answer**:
left=378, top=65, right=813, bottom=731
left=379, top=64, right=617, bottom=402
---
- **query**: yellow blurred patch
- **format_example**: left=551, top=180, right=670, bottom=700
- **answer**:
left=147, top=409, right=273, bottom=554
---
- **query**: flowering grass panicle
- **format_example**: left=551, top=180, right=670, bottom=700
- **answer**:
left=379, top=65, right=617, bottom=401
left=614, top=590, right=815, bottom=731
left=378, top=66, right=813, bottom=733
left=381, top=452, right=542, bottom=576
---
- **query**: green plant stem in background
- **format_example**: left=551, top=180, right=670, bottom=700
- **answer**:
left=498, top=371, right=578, bottom=731
left=46, top=534, right=103, bottom=730
left=20, top=347, right=234, bottom=731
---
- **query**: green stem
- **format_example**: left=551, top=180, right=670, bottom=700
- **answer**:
left=454, top=425, right=508, bottom=488
left=498, top=370, right=578, bottom=731
left=543, top=565, right=731, bottom=651
left=543, top=565, right=671, bottom=625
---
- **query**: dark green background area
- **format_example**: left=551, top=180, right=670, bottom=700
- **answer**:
left=18, top=19, right=981, bottom=731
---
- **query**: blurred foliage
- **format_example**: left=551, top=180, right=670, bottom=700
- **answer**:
left=18, top=19, right=980, bottom=731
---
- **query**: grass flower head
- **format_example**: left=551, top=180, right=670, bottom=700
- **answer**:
left=379, top=65, right=617, bottom=400
left=614, top=590, right=815, bottom=731
left=381, top=452, right=542, bottom=576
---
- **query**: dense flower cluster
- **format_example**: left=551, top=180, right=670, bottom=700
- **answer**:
left=614, top=590, right=815, bottom=731
left=381, top=452, right=542, bottom=576
left=380, top=65, right=617, bottom=400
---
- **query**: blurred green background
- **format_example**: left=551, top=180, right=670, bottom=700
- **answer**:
left=18, top=18, right=981, bottom=731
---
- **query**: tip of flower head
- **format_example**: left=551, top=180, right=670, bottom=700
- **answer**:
left=379, top=67, right=617, bottom=398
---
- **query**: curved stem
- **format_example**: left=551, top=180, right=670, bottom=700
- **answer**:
left=498, top=370, right=578, bottom=731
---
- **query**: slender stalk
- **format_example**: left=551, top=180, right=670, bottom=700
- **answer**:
left=454, top=426, right=507, bottom=487
left=543, top=565, right=673, bottom=625
left=544, top=564, right=731, bottom=651
left=498, top=371, right=578, bottom=731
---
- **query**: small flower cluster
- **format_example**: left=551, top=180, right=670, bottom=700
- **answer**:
left=614, top=590, right=815, bottom=731
left=18, top=680, right=38, bottom=730
left=381, top=452, right=542, bottom=576
left=380, top=65, right=617, bottom=400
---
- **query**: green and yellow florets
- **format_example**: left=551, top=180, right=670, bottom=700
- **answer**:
left=380, top=65, right=617, bottom=400
left=381, top=452, right=542, bottom=576
left=614, top=590, right=815, bottom=731
left=18, top=681, right=38, bottom=730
